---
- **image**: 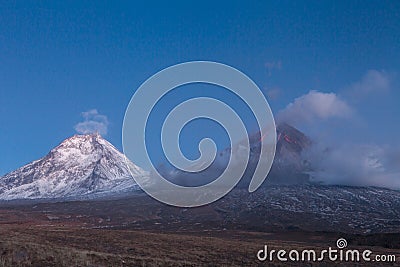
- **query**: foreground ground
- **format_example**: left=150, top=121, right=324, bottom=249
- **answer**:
left=0, top=225, right=399, bottom=266
left=0, top=192, right=399, bottom=266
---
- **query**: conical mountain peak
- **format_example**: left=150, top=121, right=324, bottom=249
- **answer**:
left=0, top=134, right=148, bottom=200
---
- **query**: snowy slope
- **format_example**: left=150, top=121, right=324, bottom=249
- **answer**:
left=0, top=133, right=149, bottom=200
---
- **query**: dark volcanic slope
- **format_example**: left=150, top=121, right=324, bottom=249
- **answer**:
left=4, top=185, right=400, bottom=235
left=165, top=123, right=313, bottom=186
left=262, top=123, right=312, bottom=184
left=217, top=185, right=400, bottom=234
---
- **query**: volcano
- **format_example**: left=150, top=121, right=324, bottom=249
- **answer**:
left=162, top=123, right=313, bottom=187
left=234, top=122, right=312, bottom=186
left=267, top=123, right=312, bottom=184
left=0, top=133, right=148, bottom=200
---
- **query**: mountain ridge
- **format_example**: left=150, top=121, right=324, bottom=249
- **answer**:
left=0, top=133, right=148, bottom=200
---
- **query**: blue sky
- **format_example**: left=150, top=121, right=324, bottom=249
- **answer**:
left=1, top=1, right=399, bottom=180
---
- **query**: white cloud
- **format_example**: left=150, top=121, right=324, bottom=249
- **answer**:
left=304, top=143, right=400, bottom=189
left=277, top=90, right=353, bottom=125
left=276, top=69, right=398, bottom=189
left=74, top=109, right=109, bottom=135
left=265, top=87, right=281, bottom=100
left=265, top=60, right=282, bottom=76
left=349, top=70, right=391, bottom=95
